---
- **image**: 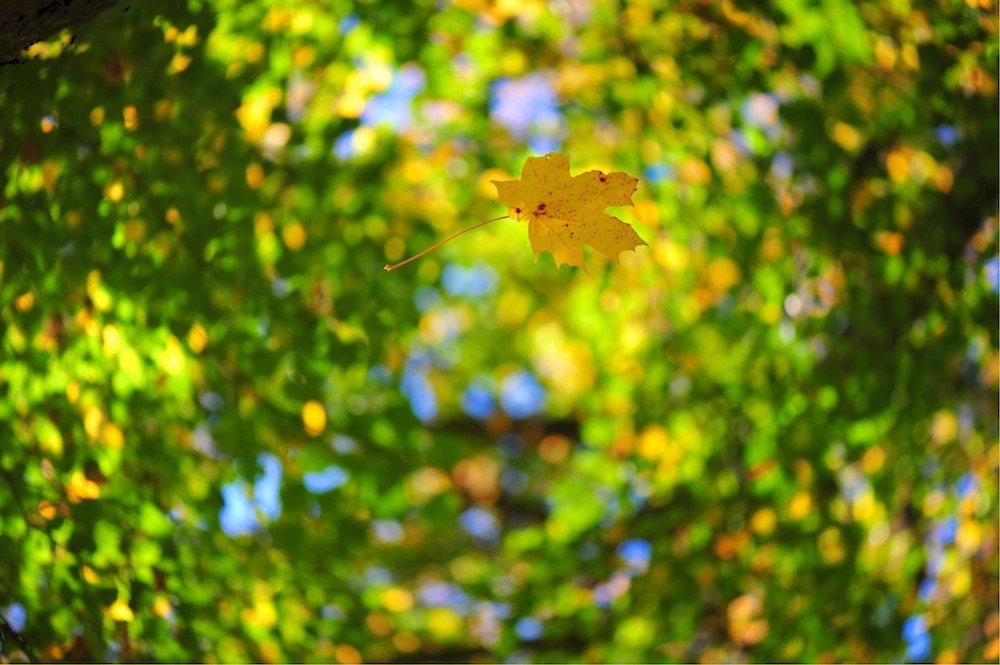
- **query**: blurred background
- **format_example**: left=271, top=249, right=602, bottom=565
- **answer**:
left=0, top=0, right=997, bottom=662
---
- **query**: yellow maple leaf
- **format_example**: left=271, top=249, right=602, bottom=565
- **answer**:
left=107, top=598, right=134, bottom=622
left=492, top=152, right=646, bottom=270
left=385, top=152, right=645, bottom=272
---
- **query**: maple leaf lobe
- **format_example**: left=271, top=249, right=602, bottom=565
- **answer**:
left=492, top=152, right=646, bottom=270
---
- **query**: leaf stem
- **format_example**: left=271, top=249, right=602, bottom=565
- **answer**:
left=384, top=215, right=509, bottom=271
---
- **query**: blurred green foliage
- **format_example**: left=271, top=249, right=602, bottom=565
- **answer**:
left=0, top=0, right=997, bottom=662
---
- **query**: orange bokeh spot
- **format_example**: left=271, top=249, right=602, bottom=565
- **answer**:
left=283, top=222, right=307, bottom=251
left=334, top=644, right=362, bottom=664
left=538, top=434, right=570, bottom=464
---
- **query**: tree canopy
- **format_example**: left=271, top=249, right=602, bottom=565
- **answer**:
left=0, top=0, right=997, bottom=662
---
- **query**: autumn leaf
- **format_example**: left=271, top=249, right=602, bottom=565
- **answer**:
left=385, top=153, right=645, bottom=271
left=493, top=152, right=646, bottom=270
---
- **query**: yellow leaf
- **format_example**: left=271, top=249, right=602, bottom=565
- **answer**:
left=393, top=632, right=421, bottom=653
left=817, top=527, right=845, bottom=564
left=66, top=471, right=100, bottom=503
left=82, top=564, right=99, bottom=584
left=153, top=596, right=173, bottom=619
left=124, top=218, right=146, bottom=242
left=637, top=425, right=669, bottom=461
left=38, top=500, right=57, bottom=520
left=162, top=336, right=186, bottom=375
left=678, top=156, right=712, bottom=185
left=102, top=422, right=125, bottom=449
left=283, top=222, right=307, bottom=250
left=750, top=508, right=777, bottom=535
left=254, top=597, right=277, bottom=627
left=168, top=52, right=192, bottom=74
left=381, top=587, right=414, bottom=612
left=107, top=599, right=134, bottom=622
left=874, top=231, right=905, bottom=255
left=493, top=152, right=646, bottom=270
left=106, top=181, right=124, bottom=202
left=956, top=520, right=982, bottom=556
left=188, top=323, right=208, bottom=353
left=123, top=106, right=138, bottom=130
left=832, top=122, right=861, bottom=151
left=334, top=644, right=362, bottom=664
left=302, top=400, right=326, bottom=436
left=37, top=419, right=64, bottom=456
left=83, top=406, right=104, bottom=440
left=102, top=324, right=122, bottom=357
left=426, top=607, right=463, bottom=640
left=246, top=163, right=265, bottom=189
left=861, top=445, right=885, bottom=474
left=705, top=257, right=741, bottom=293
left=15, top=292, right=34, bottom=311
left=66, top=381, right=80, bottom=404
left=930, top=409, right=958, bottom=445
left=886, top=148, right=910, bottom=183
left=789, top=491, right=812, bottom=520
left=951, top=568, right=971, bottom=596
